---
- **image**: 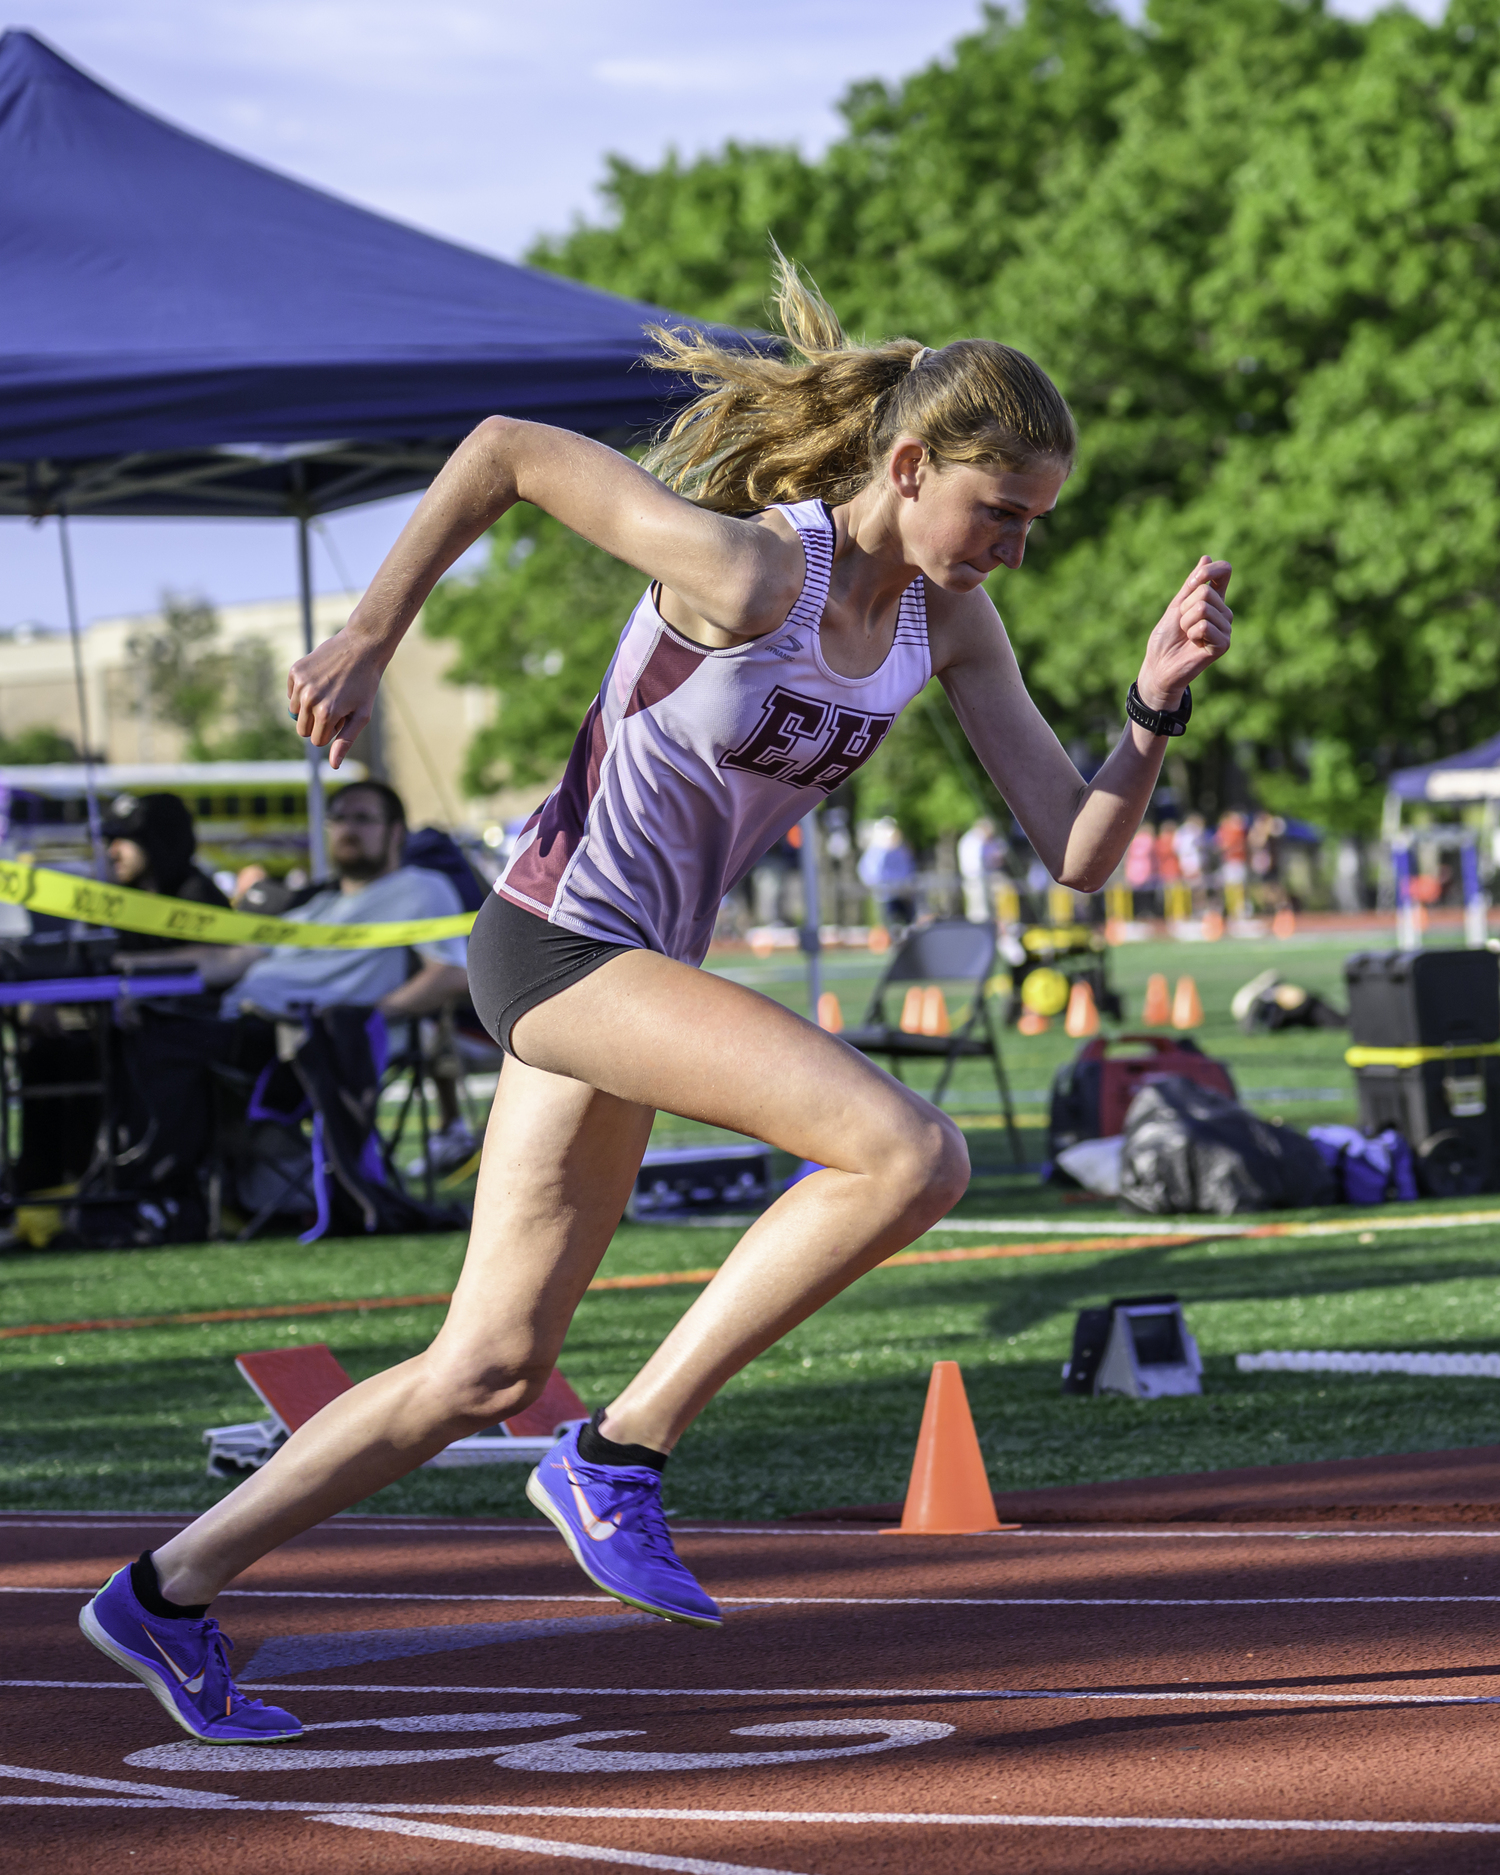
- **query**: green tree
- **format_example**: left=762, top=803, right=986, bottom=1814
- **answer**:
left=442, top=0, right=1500, bottom=839
left=0, top=725, right=79, bottom=764
left=126, top=594, right=300, bottom=761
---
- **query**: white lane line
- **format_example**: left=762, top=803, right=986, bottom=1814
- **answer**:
left=1, top=1795, right=1499, bottom=1838
left=13, top=1587, right=1500, bottom=1609
left=320, top=1815, right=804, bottom=1873
left=0, top=1759, right=232, bottom=1806
left=12, top=1677, right=1500, bottom=1705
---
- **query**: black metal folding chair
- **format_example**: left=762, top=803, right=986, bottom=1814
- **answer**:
left=841, top=918, right=1023, bottom=1166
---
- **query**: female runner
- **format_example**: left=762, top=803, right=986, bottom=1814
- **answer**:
left=81, top=256, right=1232, bottom=1742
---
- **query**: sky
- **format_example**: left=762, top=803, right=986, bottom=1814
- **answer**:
left=2, top=0, right=1445, bottom=635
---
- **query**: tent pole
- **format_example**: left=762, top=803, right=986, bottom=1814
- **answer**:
left=296, top=512, right=328, bottom=881
left=56, top=508, right=107, bottom=878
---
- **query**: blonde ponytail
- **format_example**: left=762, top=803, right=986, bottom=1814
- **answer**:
left=643, top=244, right=1076, bottom=512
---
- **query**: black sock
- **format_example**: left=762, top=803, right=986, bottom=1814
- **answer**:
left=130, top=1550, right=210, bottom=1621
left=576, top=1408, right=667, bottom=1473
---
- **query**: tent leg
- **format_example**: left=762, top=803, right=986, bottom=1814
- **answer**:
left=297, top=514, right=328, bottom=881
left=56, top=509, right=107, bottom=878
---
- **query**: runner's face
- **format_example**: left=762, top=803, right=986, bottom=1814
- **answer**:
left=902, top=454, right=1067, bottom=590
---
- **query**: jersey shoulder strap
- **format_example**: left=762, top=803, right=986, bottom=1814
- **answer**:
left=770, top=499, right=835, bottom=635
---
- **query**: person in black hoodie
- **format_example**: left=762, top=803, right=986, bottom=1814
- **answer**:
left=14, top=794, right=229, bottom=1194
left=102, top=792, right=230, bottom=952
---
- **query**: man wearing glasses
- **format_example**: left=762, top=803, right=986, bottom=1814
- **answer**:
left=192, top=781, right=469, bottom=1021
left=113, top=782, right=469, bottom=1228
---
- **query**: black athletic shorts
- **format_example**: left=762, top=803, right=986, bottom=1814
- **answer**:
left=468, top=890, right=638, bottom=1058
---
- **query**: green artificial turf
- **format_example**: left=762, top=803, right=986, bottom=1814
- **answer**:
left=5, top=930, right=1499, bottom=1521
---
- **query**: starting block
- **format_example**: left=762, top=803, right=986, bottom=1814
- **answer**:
left=202, top=1342, right=588, bottom=1479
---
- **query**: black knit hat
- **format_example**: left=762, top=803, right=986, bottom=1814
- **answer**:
left=101, top=791, right=197, bottom=893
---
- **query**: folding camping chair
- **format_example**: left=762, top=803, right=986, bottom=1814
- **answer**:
left=202, top=1343, right=588, bottom=1477
left=840, top=918, right=1023, bottom=1166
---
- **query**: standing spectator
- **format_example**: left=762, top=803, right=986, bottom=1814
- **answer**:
left=957, top=815, right=1007, bottom=923
left=858, top=817, right=917, bottom=931
left=1125, top=824, right=1155, bottom=895
left=1218, top=811, right=1249, bottom=917
left=1174, top=813, right=1208, bottom=893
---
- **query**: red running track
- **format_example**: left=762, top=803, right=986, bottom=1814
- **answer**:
left=5, top=1509, right=1500, bottom=1872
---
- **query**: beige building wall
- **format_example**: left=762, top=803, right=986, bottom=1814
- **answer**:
left=0, top=595, right=544, bottom=832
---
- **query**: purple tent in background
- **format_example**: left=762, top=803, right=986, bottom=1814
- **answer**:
left=0, top=27, right=720, bottom=858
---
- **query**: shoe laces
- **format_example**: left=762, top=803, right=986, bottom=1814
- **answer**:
left=189, top=1618, right=272, bottom=1714
left=611, top=1475, right=682, bottom=1566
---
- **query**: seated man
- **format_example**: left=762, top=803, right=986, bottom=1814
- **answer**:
left=116, top=781, right=468, bottom=1198
left=14, top=792, right=229, bottom=1195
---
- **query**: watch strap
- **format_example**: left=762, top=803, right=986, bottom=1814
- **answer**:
left=1126, top=681, right=1191, bottom=737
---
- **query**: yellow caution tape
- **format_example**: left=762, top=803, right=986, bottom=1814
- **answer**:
left=1345, top=1043, right=1500, bottom=1068
left=0, top=858, right=477, bottom=950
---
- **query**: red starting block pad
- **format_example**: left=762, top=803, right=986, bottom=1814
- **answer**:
left=202, top=1343, right=588, bottom=1478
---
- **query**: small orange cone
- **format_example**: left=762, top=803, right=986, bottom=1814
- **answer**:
left=886, top=1362, right=1014, bottom=1534
left=1201, top=908, right=1225, bottom=941
left=1017, top=1008, right=1050, bottom=1035
left=1064, top=979, right=1100, bottom=1038
left=899, top=986, right=924, bottom=1033
left=1272, top=907, right=1296, bottom=939
left=919, top=986, right=950, bottom=1036
left=1142, top=972, right=1171, bottom=1026
left=869, top=926, right=891, bottom=954
left=1172, top=974, right=1204, bottom=1029
left=817, top=991, right=843, bottom=1032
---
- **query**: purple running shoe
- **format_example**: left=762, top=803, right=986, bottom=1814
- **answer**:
left=526, top=1426, right=721, bottom=1628
left=79, top=1565, right=302, bottom=1743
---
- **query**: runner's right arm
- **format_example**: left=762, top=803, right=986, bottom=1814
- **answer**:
left=288, top=418, right=804, bottom=767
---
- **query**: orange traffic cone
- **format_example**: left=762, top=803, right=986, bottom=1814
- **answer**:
left=1064, top=979, right=1100, bottom=1038
left=919, top=986, right=950, bottom=1036
left=869, top=926, right=891, bottom=954
left=817, top=991, right=843, bottom=1033
left=1142, top=972, right=1171, bottom=1026
left=886, top=1362, right=1014, bottom=1534
left=1201, top=908, right=1225, bottom=941
left=1017, top=1008, right=1050, bottom=1035
left=1172, top=974, right=1204, bottom=1029
left=899, top=986, right=924, bottom=1033
left=1272, top=907, right=1296, bottom=939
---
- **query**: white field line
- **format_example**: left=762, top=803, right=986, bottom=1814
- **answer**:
left=1, top=1789, right=1499, bottom=1839
left=11, top=1587, right=1500, bottom=1609
left=930, top=1210, right=1500, bottom=1237
left=319, top=1813, right=802, bottom=1873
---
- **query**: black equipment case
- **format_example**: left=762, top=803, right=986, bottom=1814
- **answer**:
left=1343, top=949, right=1500, bottom=1195
left=1344, top=949, right=1499, bottom=1049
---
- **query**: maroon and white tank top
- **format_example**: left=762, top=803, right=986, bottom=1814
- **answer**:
left=495, top=498, right=932, bottom=965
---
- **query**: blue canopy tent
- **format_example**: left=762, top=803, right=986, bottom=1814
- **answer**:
left=0, top=28, right=713, bottom=861
left=1383, top=737, right=1500, bottom=948
left=1387, top=735, right=1500, bottom=806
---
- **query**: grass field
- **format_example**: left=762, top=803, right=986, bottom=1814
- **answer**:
left=5, top=928, right=1500, bottom=1522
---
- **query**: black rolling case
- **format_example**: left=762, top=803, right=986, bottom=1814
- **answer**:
left=1344, top=949, right=1499, bottom=1048
left=1344, top=949, right=1500, bottom=1194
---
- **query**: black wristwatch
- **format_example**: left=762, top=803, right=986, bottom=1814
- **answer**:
left=1125, top=681, right=1192, bottom=737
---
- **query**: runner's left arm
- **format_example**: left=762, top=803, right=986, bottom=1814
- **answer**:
left=930, top=557, right=1231, bottom=892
